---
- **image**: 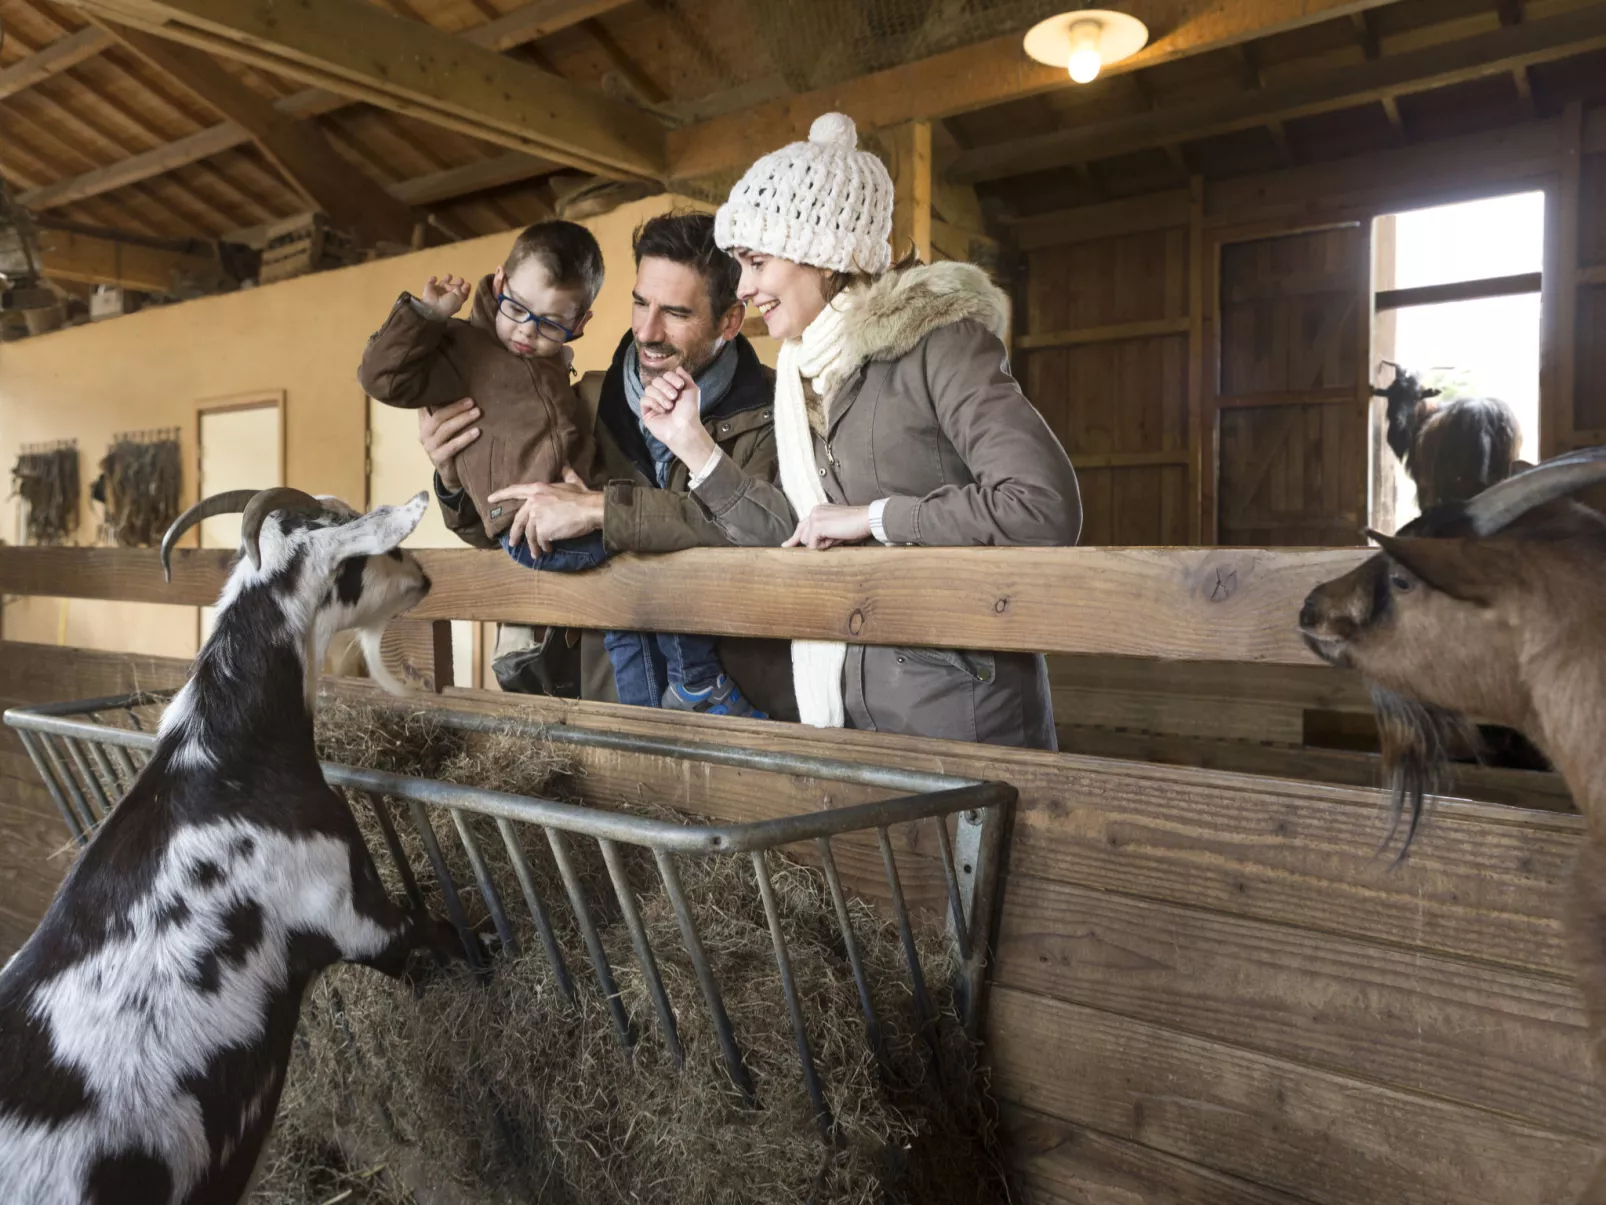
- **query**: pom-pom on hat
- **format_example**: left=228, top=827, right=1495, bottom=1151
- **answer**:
left=714, top=112, right=894, bottom=275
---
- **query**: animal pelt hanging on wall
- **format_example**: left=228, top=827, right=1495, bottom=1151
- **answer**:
left=95, top=429, right=182, bottom=547
left=9, top=441, right=79, bottom=545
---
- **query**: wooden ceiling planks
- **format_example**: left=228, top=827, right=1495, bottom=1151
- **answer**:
left=2, top=0, right=1606, bottom=289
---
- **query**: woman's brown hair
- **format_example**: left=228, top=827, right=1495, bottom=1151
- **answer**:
left=822, top=245, right=924, bottom=302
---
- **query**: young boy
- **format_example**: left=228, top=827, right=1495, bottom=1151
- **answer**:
left=359, top=220, right=759, bottom=718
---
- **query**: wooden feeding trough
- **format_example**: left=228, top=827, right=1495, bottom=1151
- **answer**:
left=0, top=541, right=1594, bottom=1204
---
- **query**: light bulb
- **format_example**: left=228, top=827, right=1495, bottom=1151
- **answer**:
left=1066, top=19, right=1103, bottom=83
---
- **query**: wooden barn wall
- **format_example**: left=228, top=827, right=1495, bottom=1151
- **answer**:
left=0, top=640, right=1596, bottom=1203
left=1013, top=103, right=1606, bottom=549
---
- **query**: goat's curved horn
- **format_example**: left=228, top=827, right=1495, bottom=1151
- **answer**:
left=159, top=490, right=259, bottom=583
left=239, top=487, right=324, bottom=570
left=1466, top=446, right=1606, bottom=536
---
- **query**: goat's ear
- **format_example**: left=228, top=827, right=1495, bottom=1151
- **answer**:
left=1369, top=532, right=1502, bottom=604
left=321, top=492, right=429, bottom=559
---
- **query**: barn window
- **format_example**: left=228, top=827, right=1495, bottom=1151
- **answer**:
left=1371, top=191, right=1545, bottom=530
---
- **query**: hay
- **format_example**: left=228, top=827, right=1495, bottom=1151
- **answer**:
left=252, top=700, right=1008, bottom=1205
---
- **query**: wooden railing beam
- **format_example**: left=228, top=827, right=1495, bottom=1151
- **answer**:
left=0, top=545, right=1371, bottom=667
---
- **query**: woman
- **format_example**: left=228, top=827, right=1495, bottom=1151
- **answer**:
left=639, top=113, right=1081, bottom=750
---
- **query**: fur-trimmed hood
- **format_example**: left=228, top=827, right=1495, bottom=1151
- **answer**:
left=839, top=260, right=1010, bottom=379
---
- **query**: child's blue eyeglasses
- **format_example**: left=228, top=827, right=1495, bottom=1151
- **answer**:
left=497, top=294, right=580, bottom=343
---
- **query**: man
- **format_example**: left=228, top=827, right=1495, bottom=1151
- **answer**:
left=418, top=211, right=797, bottom=719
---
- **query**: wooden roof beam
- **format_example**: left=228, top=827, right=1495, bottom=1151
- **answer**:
left=0, top=26, right=112, bottom=102
left=668, top=0, right=1414, bottom=180
left=35, top=225, right=223, bottom=292
left=949, top=3, right=1606, bottom=183
left=14, top=0, right=621, bottom=212
left=63, top=0, right=666, bottom=179
left=582, top=17, right=669, bottom=106
left=94, top=21, right=417, bottom=247
left=1349, top=11, right=1382, bottom=60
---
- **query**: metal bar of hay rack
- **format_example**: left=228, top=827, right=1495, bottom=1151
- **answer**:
left=5, top=691, right=1015, bottom=1133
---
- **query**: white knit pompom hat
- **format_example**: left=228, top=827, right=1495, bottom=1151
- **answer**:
left=714, top=112, right=894, bottom=275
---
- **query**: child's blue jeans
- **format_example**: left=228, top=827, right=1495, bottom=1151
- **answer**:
left=499, top=531, right=723, bottom=707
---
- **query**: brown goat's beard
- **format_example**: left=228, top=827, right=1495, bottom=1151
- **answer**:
left=1369, top=686, right=1483, bottom=860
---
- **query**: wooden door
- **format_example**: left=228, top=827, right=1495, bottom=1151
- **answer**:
left=1209, top=224, right=1372, bottom=547
left=198, top=399, right=282, bottom=642
left=1019, top=214, right=1194, bottom=546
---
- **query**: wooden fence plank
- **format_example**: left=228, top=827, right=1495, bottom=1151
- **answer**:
left=995, top=874, right=1595, bottom=1136
left=1001, top=1103, right=1316, bottom=1205
left=989, top=988, right=1595, bottom=1205
left=1004, top=752, right=1581, bottom=978
left=1017, top=318, right=1192, bottom=349
left=1054, top=723, right=1575, bottom=812
left=0, top=545, right=1373, bottom=666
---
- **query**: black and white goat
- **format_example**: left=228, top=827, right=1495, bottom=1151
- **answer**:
left=0, top=487, right=455, bottom=1205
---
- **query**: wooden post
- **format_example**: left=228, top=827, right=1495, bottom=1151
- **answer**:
left=1540, top=100, right=1582, bottom=459
left=378, top=618, right=454, bottom=693
left=1186, top=175, right=1205, bottom=546
left=888, top=120, right=932, bottom=265
left=1371, top=214, right=1399, bottom=534
left=1353, top=217, right=1377, bottom=538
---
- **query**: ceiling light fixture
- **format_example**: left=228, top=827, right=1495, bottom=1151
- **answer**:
left=1023, top=9, right=1150, bottom=85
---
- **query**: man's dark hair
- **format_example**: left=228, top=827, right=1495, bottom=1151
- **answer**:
left=631, top=211, right=741, bottom=319
left=504, top=219, right=605, bottom=302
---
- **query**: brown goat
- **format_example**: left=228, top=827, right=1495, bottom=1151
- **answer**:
left=1299, top=448, right=1606, bottom=1201
left=1376, top=361, right=1527, bottom=510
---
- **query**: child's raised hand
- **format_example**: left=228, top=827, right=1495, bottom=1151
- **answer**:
left=421, top=274, right=471, bottom=319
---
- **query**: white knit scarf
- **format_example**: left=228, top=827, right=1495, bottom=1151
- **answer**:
left=774, top=293, right=857, bottom=728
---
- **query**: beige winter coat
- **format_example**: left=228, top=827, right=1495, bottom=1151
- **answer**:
left=692, top=261, right=1081, bottom=750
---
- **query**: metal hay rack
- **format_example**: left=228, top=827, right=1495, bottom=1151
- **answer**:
left=4, top=691, right=1015, bottom=1133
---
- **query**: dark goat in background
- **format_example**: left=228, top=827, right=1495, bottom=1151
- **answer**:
left=1376, top=361, right=1528, bottom=510
left=1298, top=448, right=1606, bottom=1202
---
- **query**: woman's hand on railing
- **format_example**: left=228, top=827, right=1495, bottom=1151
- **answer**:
left=641, top=368, right=719, bottom=477
left=784, top=505, right=873, bottom=550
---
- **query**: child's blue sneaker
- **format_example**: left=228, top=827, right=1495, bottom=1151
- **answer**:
left=662, top=675, right=766, bottom=719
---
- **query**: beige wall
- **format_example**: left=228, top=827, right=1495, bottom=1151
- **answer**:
left=0, top=194, right=773, bottom=656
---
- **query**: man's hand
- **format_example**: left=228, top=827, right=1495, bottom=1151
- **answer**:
left=640, top=367, right=718, bottom=476
left=783, top=505, right=873, bottom=550
left=421, top=274, right=471, bottom=319
left=489, top=468, right=605, bottom=554
left=418, top=399, right=480, bottom=492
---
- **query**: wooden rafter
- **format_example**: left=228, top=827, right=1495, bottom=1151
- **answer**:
left=14, top=0, right=628, bottom=213
left=581, top=17, right=668, bottom=105
left=1349, top=11, right=1382, bottom=60
left=0, top=26, right=111, bottom=102
left=667, top=0, right=1415, bottom=179
left=94, top=22, right=419, bottom=245
left=64, top=0, right=665, bottom=179
left=948, top=3, right=1606, bottom=183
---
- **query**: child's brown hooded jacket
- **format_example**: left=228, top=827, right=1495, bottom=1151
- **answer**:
left=359, top=274, right=596, bottom=541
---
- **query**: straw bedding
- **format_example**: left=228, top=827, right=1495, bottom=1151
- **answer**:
left=249, top=699, right=1008, bottom=1204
